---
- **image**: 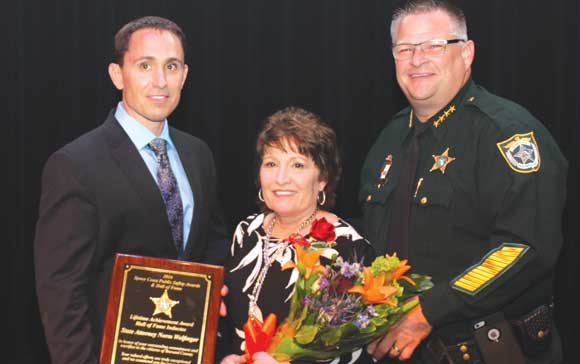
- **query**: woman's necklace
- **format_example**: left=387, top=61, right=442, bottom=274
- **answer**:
left=248, top=207, right=319, bottom=318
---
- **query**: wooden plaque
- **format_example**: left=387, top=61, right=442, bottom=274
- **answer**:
left=100, top=254, right=223, bottom=364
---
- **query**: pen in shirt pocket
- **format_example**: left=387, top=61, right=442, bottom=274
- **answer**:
left=413, top=177, right=424, bottom=198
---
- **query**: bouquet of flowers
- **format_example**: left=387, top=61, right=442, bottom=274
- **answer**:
left=243, top=218, right=433, bottom=363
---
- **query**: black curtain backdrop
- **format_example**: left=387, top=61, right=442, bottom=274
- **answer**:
left=7, top=1, right=578, bottom=363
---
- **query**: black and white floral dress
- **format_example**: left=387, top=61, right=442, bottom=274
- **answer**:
left=221, top=213, right=376, bottom=364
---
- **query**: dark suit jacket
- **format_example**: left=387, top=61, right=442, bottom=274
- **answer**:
left=34, top=111, right=228, bottom=364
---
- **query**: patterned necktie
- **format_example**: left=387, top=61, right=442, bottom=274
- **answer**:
left=149, top=138, right=184, bottom=258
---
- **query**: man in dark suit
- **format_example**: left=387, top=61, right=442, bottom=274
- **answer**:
left=34, top=16, right=228, bottom=364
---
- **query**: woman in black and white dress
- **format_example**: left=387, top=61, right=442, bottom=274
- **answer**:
left=219, top=107, right=376, bottom=364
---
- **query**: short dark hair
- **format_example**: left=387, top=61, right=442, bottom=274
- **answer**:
left=256, top=106, right=342, bottom=209
left=391, top=0, right=468, bottom=42
left=114, top=16, right=187, bottom=65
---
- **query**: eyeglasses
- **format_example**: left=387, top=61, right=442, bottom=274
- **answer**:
left=392, top=39, right=466, bottom=60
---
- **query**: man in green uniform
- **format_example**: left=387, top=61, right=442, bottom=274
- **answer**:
left=360, top=1, right=567, bottom=363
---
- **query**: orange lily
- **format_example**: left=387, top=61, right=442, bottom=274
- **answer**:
left=348, top=267, right=399, bottom=305
left=282, top=245, right=326, bottom=279
left=244, top=313, right=277, bottom=364
left=391, top=259, right=416, bottom=286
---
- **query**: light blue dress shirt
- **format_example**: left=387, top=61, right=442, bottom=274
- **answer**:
left=115, top=102, right=194, bottom=250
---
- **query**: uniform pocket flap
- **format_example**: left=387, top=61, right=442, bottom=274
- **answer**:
left=412, top=175, right=453, bottom=208
left=359, top=181, right=397, bottom=205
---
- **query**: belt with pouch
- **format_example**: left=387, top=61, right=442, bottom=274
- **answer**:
left=426, top=337, right=483, bottom=364
left=510, top=302, right=554, bottom=357
left=425, top=303, right=554, bottom=364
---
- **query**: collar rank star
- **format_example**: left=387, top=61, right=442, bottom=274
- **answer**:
left=150, top=288, right=180, bottom=318
left=430, top=147, right=456, bottom=174
left=433, top=105, right=456, bottom=128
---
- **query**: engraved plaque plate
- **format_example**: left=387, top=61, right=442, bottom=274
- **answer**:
left=100, top=254, right=223, bottom=364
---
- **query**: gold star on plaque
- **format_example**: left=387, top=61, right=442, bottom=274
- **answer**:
left=430, top=147, right=456, bottom=174
left=150, top=289, right=179, bottom=318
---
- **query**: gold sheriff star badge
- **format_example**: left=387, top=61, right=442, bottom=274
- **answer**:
left=430, top=147, right=456, bottom=174
left=150, top=288, right=180, bottom=318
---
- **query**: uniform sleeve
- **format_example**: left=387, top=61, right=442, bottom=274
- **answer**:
left=34, top=151, right=99, bottom=364
left=421, top=120, right=567, bottom=327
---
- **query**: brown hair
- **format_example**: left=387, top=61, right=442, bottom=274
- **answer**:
left=391, top=0, right=468, bottom=42
left=113, top=16, right=187, bottom=65
left=256, top=106, right=342, bottom=209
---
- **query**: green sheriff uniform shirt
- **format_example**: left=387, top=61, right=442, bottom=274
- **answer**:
left=359, top=80, right=567, bottom=359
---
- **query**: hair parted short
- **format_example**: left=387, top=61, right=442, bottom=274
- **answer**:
left=113, top=16, right=187, bottom=65
left=255, top=106, right=342, bottom=209
left=390, top=0, right=468, bottom=42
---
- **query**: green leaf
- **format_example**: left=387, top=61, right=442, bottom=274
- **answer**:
left=294, top=303, right=311, bottom=330
left=374, top=303, right=397, bottom=316
left=359, top=322, right=377, bottom=334
left=398, top=274, right=433, bottom=302
left=369, top=255, right=402, bottom=276
left=297, top=261, right=306, bottom=276
left=400, top=298, right=420, bottom=313
left=399, top=273, right=433, bottom=293
left=306, top=273, right=320, bottom=285
left=339, top=322, right=359, bottom=338
left=320, top=327, right=343, bottom=346
left=295, top=325, right=319, bottom=344
left=370, top=316, right=387, bottom=327
left=310, top=241, right=332, bottom=250
left=297, top=277, right=305, bottom=291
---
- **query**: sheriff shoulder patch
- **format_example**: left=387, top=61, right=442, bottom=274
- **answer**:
left=451, top=243, right=529, bottom=295
left=496, top=131, right=541, bottom=173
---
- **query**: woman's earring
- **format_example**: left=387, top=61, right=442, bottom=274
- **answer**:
left=258, top=189, right=265, bottom=202
left=317, top=190, right=326, bottom=206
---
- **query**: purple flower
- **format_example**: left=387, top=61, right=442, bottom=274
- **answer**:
left=365, top=305, right=378, bottom=316
left=340, top=262, right=362, bottom=278
left=319, top=277, right=330, bottom=289
left=354, top=313, right=370, bottom=329
left=302, top=295, right=313, bottom=305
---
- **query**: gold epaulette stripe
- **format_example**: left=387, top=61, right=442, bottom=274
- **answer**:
left=454, top=278, right=479, bottom=288
left=468, top=270, right=493, bottom=281
left=462, top=275, right=485, bottom=285
left=502, top=248, right=522, bottom=254
left=473, top=265, right=498, bottom=276
left=480, top=262, right=504, bottom=272
left=494, top=250, right=515, bottom=258
left=451, top=243, right=529, bottom=295
left=454, top=280, right=478, bottom=291
left=488, top=255, right=510, bottom=264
